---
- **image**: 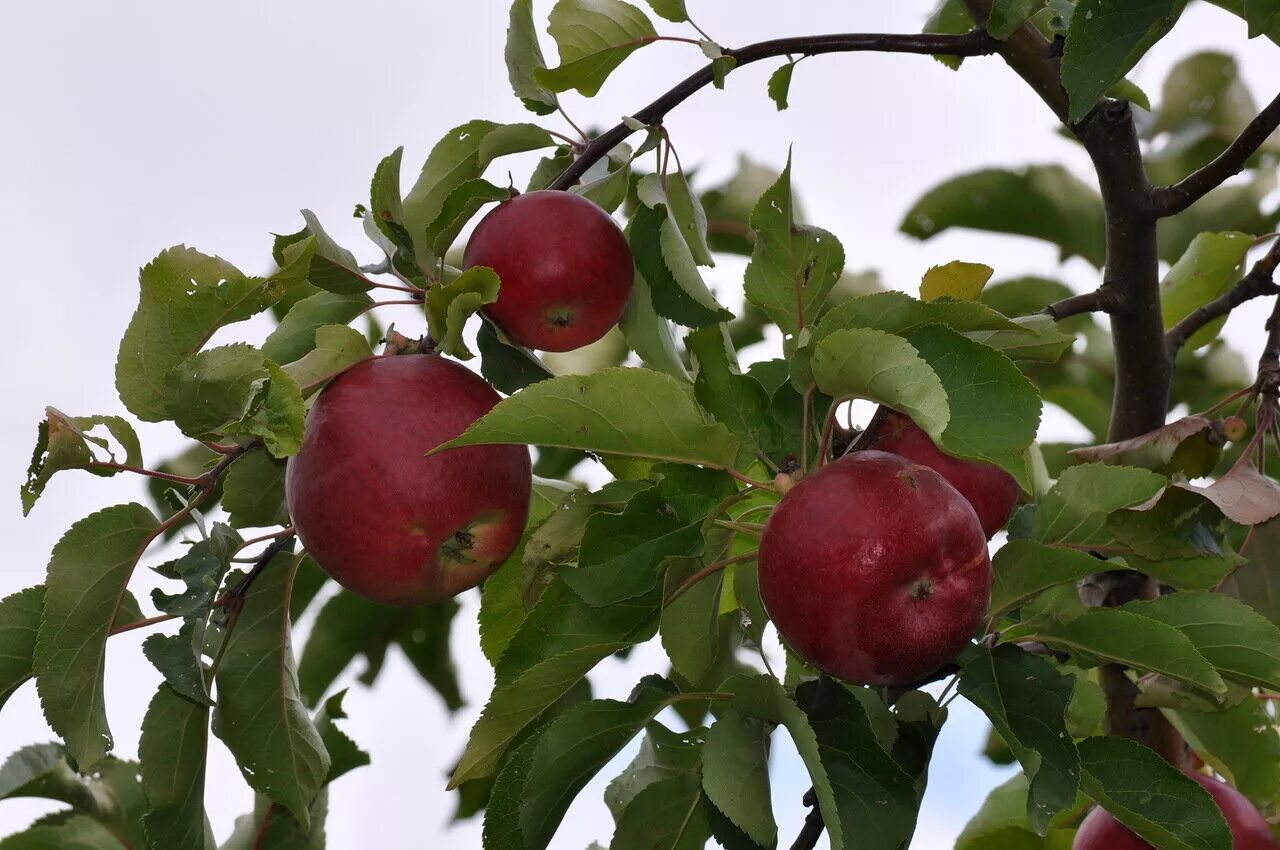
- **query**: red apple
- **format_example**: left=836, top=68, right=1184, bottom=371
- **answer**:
left=757, top=450, right=992, bottom=685
left=1073, top=772, right=1275, bottom=849
left=463, top=190, right=633, bottom=352
left=871, top=410, right=1021, bottom=538
left=285, top=354, right=531, bottom=606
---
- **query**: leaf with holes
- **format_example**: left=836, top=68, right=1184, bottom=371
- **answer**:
left=21, top=409, right=142, bottom=516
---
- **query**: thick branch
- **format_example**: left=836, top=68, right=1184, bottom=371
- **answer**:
left=1166, top=237, right=1280, bottom=355
left=1043, top=287, right=1120, bottom=321
left=548, top=30, right=999, bottom=190
left=960, top=0, right=1069, bottom=122
left=1153, top=89, right=1280, bottom=217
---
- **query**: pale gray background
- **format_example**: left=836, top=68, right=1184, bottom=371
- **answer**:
left=1, top=2, right=1276, bottom=847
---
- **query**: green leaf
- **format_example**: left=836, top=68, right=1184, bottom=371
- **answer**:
left=642, top=0, right=687, bottom=21
left=395, top=601, right=464, bottom=712
left=573, top=143, right=634, bottom=213
left=506, top=0, right=560, bottom=113
left=1161, top=232, right=1254, bottom=350
left=1221, top=518, right=1280, bottom=625
left=988, top=0, right=1039, bottom=37
left=165, top=345, right=305, bottom=457
left=435, top=367, right=741, bottom=468
left=701, top=710, right=776, bottom=847
left=905, top=324, right=1041, bottom=486
left=453, top=580, right=659, bottom=786
left=958, top=644, right=1079, bottom=832
left=212, top=553, right=330, bottom=827
left=0, top=586, right=44, bottom=713
left=900, top=166, right=1105, bottom=267
left=116, top=247, right=283, bottom=422
left=263, top=291, right=373, bottom=366
left=21, top=409, right=142, bottom=516
left=0, top=815, right=126, bottom=850
left=990, top=540, right=1106, bottom=619
left=743, top=156, right=844, bottom=336
left=289, top=211, right=374, bottom=295
left=34, top=503, right=160, bottom=769
left=1076, top=735, right=1232, bottom=850
left=476, top=319, right=555, bottom=394
left=0, top=745, right=146, bottom=848
left=1026, top=608, right=1228, bottom=700
left=1061, top=0, right=1185, bottom=123
left=566, top=467, right=732, bottom=606
left=368, top=147, right=414, bottom=257
left=1172, top=699, right=1280, bottom=805
left=314, top=690, right=371, bottom=783
left=611, top=773, right=710, bottom=850
left=810, top=328, right=949, bottom=437
left=424, top=178, right=511, bottom=258
left=222, top=448, right=289, bottom=529
left=1244, top=0, right=1280, bottom=36
left=519, top=678, right=682, bottom=847
left=665, top=170, right=714, bottom=267
left=920, top=261, right=994, bottom=302
left=661, top=558, right=724, bottom=683
left=631, top=180, right=732, bottom=327
left=279, top=324, right=373, bottom=396
left=619, top=269, right=690, bottom=380
left=955, top=772, right=1084, bottom=850
left=924, top=0, right=976, bottom=70
left=139, top=684, right=215, bottom=850
left=403, top=120, right=501, bottom=245
left=219, top=790, right=330, bottom=850
left=767, top=61, right=796, bottom=110
left=426, top=266, right=501, bottom=360
left=1033, top=463, right=1167, bottom=547
left=1125, top=591, right=1280, bottom=691
left=535, top=0, right=658, bottom=96
left=687, top=327, right=774, bottom=457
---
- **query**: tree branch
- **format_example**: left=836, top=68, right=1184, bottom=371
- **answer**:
left=1152, top=89, right=1280, bottom=217
left=1043, top=287, right=1121, bottom=320
left=960, top=0, right=1069, bottom=122
left=789, top=788, right=825, bottom=850
left=547, top=30, right=1000, bottom=191
left=1166, top=237, right=1280, bottom=355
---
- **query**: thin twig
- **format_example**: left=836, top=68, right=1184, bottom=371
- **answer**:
left=548, top=30, right=999, bottom=190
left=1153, top=89, right=1280, bottom=217
left=1166, top=237, right=1280, bottom=355
left=1043, top=287, right=1120, bottom=321
left=663, top=551, right=757, bottom=607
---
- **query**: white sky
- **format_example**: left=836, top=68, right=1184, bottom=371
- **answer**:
left=1, top=2, right=1277, bottom=848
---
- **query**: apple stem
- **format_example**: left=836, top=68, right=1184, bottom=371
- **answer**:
left=814, top=395, right=852, bottom=469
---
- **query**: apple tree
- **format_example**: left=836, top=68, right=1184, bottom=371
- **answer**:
left=6, top=0, right=1280, bottom=848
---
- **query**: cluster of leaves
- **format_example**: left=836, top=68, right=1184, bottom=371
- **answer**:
left=4, top=1, right=1280, bottom=849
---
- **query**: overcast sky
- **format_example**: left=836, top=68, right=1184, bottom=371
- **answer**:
left=2, top=2, right=1278, bottom=848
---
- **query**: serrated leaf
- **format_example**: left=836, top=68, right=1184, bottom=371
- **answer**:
left=0, top=745, right=146, bottom=848
left=435, top=367, right=741, bottom=469
left=21, top=409, right=142, bottom=516
left=661, top=556, right=724, bottom=683
left=1171, top=699, right=1280, bottom=805
left=920, top=261, right=994, bottom=302
left=0, top=814, right=126, bottom=850
left=619, top=269, right=690, bottom=379
left=34, top=503, right=160, bottom=768
left=572, top=143, right=634, bottom=213
left=810, top=327, right=950, bottom=437
left=990, top=540, right=1106, bottom=619
left=263, top=291, right=373, bottom=366
left=905, top=324, right=1041, bottom=486
left=212, top=553, right=329, bottom=827
left=139, top=684, right=215, bottom=850
left=314, top=690, right=371, bottom=783
left=631, top=179, right=732, bottom=327
left=1033, top=463, right=1168, bottom=547
left=1025, top=608, right=1228, bottom=700
left=743, top=156, right=844, bottom=336
left=1125, top=591, right=1280, bottom=691
left=0, top=586, right=44, bottom=712
left=958, top=644, right=1079, bottom=833
left=1161, top=232, right=1254, bottom=350
left=611, top=773, right=710, bottom=850
left=426, top=266, right=501, bottom=360
left=482, top=728, right=542, bottom=850
left=1077, top=735, right=1231, bottom=850
left=767, top=61, right=796, bottom=110
left=686, top=326, right=774, bottom=457
left=287, top=211, right=374, bottom=295
left=518, top=678, right=682, bottom=847
left=701, top=710, right=776, bottom=846
left=535, top=0, right=658, bottom=96
left=1221, top=518, right=1280, bottom=625
left=165, top=345, right=305, bottom=457
left=476, top=319, right=555, bottom=394
left=900, top=166, right=1105, bottom=267
left=988, top=0, right=1039, bottom=37
left=1061, top=0, right=1185, bottom=123
left=642, top=0, right=687, bottom=21
left=425, top=178, right=511, bottom=258
left=279, top=324, right=373, bottom=397
left=453, top=580, right=659, bottom=786
left=222, top=448, right=289, bottom=529
left=219, top=790, right=329, bottom=850
left=506, top=0, right=560, bottom=113
left=116, top=247, right=283, bottom=421
left=955, top=772, right=1085, bottom=850
left=403, top=120, right=501, bottom=246
left=664, top=170, right=714, bottom=267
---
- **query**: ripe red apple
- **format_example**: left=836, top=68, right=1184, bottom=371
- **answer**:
left=463, top=190, right=633, bottom=352
left=1073, top=771, right=1275, bottom=849
left=757, top=450, right=992, bottom=685
left=870, top=410, right=1020, bottom=538
left=285, top=354, right=531, bottom=606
